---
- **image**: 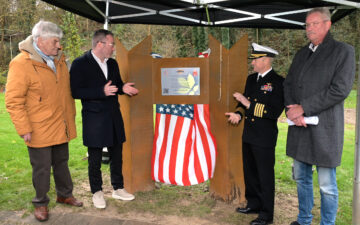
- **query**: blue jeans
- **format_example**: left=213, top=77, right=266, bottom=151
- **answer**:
left=293, top=159, right=338, bottom=225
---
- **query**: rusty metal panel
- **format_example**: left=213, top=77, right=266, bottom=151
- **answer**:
left=116, top=36, right=155, bottom=193
left=227, top=34, right=248, bottom=205
left=209, top=34, right=248, bottom=204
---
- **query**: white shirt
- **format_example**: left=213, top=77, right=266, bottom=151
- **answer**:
left=309, top=43, right=318, bottom=52
left=257, top=67, right=272, bottom=81
left=91, top=50, right=109, bottom=79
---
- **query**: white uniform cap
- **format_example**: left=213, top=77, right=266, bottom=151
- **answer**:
left=249, top=43, right=279, bottom=59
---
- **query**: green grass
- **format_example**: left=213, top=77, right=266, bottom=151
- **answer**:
left=0, top=91, right=357, bottom=224
left=345, top=90, right=357, bottom=109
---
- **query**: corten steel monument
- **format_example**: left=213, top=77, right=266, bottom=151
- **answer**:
left=116, top=34, right=248, bottom=204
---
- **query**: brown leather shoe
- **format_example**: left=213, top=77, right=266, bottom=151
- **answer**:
left=34, top=206, right=48, bottom=222
left=56, top=196, right=83, bottom=207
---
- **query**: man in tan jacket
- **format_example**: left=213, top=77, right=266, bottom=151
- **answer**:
left=5, top=20, right=82, bottom=222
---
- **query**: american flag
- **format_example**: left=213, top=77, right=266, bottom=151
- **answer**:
left=152, top=104, right=217, bottom=186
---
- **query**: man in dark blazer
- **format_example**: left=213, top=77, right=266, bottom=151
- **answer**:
left=70, top=29, right=139, bottom=209
left=284, top=7, right=355, bottom=225
left=225, top=43, right=284, bottom=225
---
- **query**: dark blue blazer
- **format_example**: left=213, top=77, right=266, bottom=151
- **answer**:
left=70, top=51, right=125, bottom=148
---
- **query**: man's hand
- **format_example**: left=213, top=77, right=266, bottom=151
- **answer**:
left=292, top=116, right=307, bottom=127
left=233, top=92, right=250, bottom=109
left=104, top=80, right=118, bottom=96
left=286, top=104, right=304, bottom=121
left=21, top=133, right=32, bottom=143
left=225, top=112, right=241, bottom=124
left=123, top=82, right=139, bottom=96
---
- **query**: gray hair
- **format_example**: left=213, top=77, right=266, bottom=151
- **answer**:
left=307, top=7, right=331, bottom=21
left=32, top=20, right=63, bottom=43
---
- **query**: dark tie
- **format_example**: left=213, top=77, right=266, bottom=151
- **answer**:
left=257, top=75, right=262, bottom=82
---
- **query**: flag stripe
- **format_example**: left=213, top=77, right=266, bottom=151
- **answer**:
left=193, top=137, right=205, bottom=184
left=181, top=120, right=194, bottom=186
left=163, top=116, right=178, bottom=184
left=195, top=104, right=216, bottom=177
left=168, top=116, right=184, bottom=185
left=151, top=113, right=161, bottom=181
left=194, top=105, right=212, bottom=179
left=157, top=114, right=171, bottom=183
left=175, top=118, right=192, bottom=185
left=200, top=104, right=217, bottom=176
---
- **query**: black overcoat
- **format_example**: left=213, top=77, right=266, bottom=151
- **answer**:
left=284, top=33, right=355, bottom=167
left=70, top=51, right=126, bottom=148
left=237, top=69, right=285, bottom=148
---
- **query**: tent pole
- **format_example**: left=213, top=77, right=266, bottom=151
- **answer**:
left=104, top=0, right=109, bottom=29
left=101, top=0, right=110, bottom=163
left=353, top=52, right=360, bottom=225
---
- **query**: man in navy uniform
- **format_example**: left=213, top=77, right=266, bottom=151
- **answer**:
left=225, top=43, right=284, bottom=225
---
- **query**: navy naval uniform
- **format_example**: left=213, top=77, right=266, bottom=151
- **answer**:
left=236, top=69, right=284, bottom=221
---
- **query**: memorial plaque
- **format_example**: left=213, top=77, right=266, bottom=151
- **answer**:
left=153, top=58, right=209, bottom=104
left=161, top=67, right=200, bottom=96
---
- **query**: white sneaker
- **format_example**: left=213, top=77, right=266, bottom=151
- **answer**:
left=112, top=188, right=135, bottom=201
left=92, top=191, right=106, bottom=208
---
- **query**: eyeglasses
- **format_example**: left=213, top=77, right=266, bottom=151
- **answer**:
left=100, top=41, right=115, bottom=47
left=305, top=20, right=329, bottom=28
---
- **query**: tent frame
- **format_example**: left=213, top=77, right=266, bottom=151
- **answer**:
left=85, top=0, right=358, bottom=27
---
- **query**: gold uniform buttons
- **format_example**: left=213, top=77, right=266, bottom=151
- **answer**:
left=251, top=118, right=255, bottom=122
left=254, top=99, right=257, bottom=102
left=264, top=91, right=267, bottom=94
left=264, top=110, right=267, bottom=114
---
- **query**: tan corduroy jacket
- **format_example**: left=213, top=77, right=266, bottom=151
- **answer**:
left=5, top=35, right=76, bottom=148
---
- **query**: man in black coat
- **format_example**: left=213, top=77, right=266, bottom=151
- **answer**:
left=70, top=29, right=139, bottom=209
left=225, top=43, right=284, bottom=225
left=284, top=8, right=355, bottom=225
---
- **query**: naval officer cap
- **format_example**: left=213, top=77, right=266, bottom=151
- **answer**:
left=248, top=43, right=279, bottom=59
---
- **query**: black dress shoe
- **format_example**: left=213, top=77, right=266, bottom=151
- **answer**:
left=250, top=217, right=273, bottom=225
left=235, top=207, right=259, bottom=214
left=290, top=221, right=300, bottom=225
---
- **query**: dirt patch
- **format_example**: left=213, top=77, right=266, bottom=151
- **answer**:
left=45, top=173, right=299, bottom=225
left=345, top=108, right=356, bottom=125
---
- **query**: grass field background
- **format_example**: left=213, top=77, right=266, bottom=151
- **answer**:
left=0, top=90, right=357, bottom=224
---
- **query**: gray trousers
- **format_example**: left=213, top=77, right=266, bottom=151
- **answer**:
left=28, top=143, right=73, bottom=207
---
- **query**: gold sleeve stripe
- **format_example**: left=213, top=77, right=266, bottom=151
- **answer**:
left=260, top=104, right=265, bottom=117
left=254, top=103, right=265, bottom=117
left=254, top=104, right=259, bottom=117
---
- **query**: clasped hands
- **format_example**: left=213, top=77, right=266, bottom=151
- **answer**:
left=104, top=81, right=139, bottom=96
left=286, top=104, right=307, bottom=127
